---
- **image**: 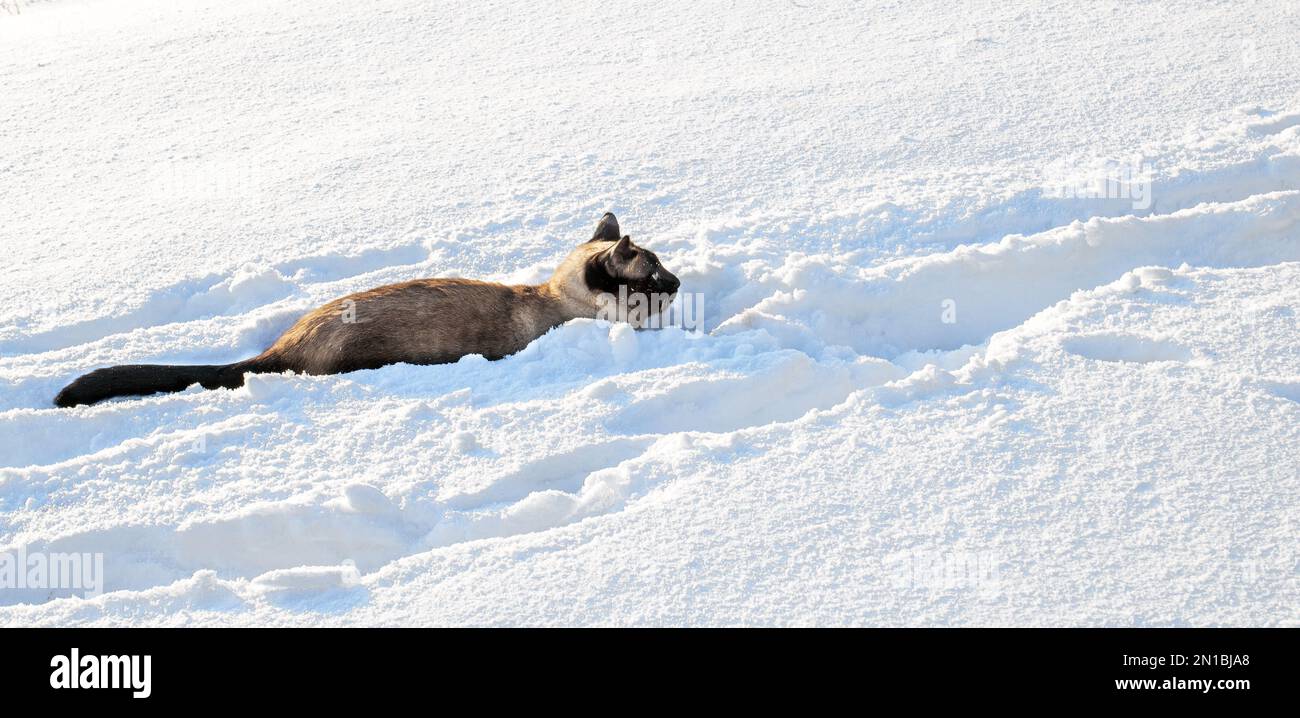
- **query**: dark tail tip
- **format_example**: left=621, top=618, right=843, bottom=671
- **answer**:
left=53, top=386, right=81, bottom=408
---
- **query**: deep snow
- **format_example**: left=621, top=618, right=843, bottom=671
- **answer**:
left=0, top=0, right=1297, bottom=625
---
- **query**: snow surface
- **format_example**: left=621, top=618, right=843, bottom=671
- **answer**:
left=1, top=0, right=1298, bottom=625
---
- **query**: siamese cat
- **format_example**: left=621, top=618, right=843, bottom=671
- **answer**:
left=54, top=213, right=680, bottom=407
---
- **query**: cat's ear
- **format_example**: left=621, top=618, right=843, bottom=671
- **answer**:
left=590, top=212, right=621, bottom=242
left=600, top=235, right=640, bottom=280
left=612, top=234, right=635, bottom=259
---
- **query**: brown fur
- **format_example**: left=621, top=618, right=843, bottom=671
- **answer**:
left=53, top=214, right=679, bottom=407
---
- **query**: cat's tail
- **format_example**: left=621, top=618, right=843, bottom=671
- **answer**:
left=53, top=359, right=267, bottom=408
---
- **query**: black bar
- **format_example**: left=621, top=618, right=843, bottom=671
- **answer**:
left=0, top=628, right=1290, bottom=705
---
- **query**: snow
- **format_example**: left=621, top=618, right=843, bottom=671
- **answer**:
left=1, top=0, right=1297, bottom=625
